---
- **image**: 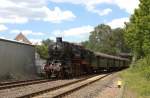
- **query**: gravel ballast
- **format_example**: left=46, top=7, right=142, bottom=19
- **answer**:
left=64, top=73, right=122, bottom=98
left=0, top=79, right=81, bottom=98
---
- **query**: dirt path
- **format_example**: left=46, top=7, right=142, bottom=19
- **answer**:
left=95, top=77, right=124, bottom=98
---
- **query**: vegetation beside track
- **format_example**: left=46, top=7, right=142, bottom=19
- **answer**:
left=120, top=0, right=150, bottom=97
left=120, top=56, right=150, bottom=98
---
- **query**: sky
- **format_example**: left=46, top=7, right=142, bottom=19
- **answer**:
left=0, top=0, right=139, bottom=44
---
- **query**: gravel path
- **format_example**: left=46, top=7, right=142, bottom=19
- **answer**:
left=0, top=79, right=80, bottom=98
left=95, top=77, right=123, bottom=98
left=64, top=73, right=122, bottom=98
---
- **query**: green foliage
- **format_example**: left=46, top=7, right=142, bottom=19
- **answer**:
left=132, top=56, right=150, bottom=80
left=120, top=56, right=150, bottom=97
left=36, top=45, right=48, bottom=59
left=119, top=1, right=150, bottom=96
left=124, top=0, right=150, bottom=59
left=36, top=39, right=53, bottom=59
left=82, top=24, right=129, bottom=55
left=88, top=24, right=112, bottom=53
left=112, top=28, right=130, bottom=53
left=41, top=39, right=53, bottom=46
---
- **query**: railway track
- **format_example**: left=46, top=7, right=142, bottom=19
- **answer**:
left=18, top=74, right=111, bottom=98
left=0, top=78, right=44, bottom=86
left=0, top=78, right=52, bottom=90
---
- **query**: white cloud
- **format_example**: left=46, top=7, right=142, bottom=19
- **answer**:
left=85, top=0, right=113, bottom=16
left=107, top=17, right=129, bottom=29
left=50, top=0, right=112, bottom=16
left=88, top=8, right=112, bottom=16
left=49, top=0, right=112, bottom=5
left=53, top=25, right=93, bottom=37
left=0, top=17, right=28, bottom=24
left=0, top=36, right=6, bottom=39
left=43, top=7, right=76, bottom=23
left=62, top=25, right=93, bottom=36
left=114, top=0, right=139, bottom=14
left=11, top=29, right=45, bottom=36
left=49, top=0, right=139, bottom=14
left=0, top=0, right=139, bottom=26
left=52, top=25, right=94, bottom=42
left=0, top=0, right=76, bottom=24
left=99, top=8, right=112, bottom=16
left=0, top=25, right=8, bottom=31
left=30, top=39, right=42, bottom=45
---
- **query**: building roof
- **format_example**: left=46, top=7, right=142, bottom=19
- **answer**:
left=15, top=33, right=32, bottom=45
left=0, top=38, right=34, bottom=47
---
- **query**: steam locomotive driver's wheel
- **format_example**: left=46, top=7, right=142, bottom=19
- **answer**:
left=56, top=68, right=64, bottom=79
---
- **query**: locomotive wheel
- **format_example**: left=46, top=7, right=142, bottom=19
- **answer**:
left=58, top=69, right=64, bottom=79
left=46, top=72, right=51, bottom=79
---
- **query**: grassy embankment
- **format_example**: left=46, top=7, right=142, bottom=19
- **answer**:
left=120, top=56, right=150, bottom=98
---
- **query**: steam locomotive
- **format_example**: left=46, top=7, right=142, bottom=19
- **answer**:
left=44, top=37, right=129, bottom=78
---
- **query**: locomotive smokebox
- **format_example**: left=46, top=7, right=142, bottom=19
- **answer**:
left=56, top=37, right=62, bottom=43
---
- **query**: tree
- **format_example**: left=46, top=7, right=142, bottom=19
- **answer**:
left=41, top=39, right=53, bottom=46
left=112, top=28, right=130, bottom=53
left=124, top=0, right=150, bottom=60
left=82, top=24, right=128, bottom=55
left=36, top=39, right=54, bottom=59
left=88, top=24, right=112, bottom=53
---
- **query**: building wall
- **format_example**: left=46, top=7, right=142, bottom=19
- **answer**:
left=0, top=39, right=36, bottom=80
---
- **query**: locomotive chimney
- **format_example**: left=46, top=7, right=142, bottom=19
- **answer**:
left=56, top=37, right=62, bottom=43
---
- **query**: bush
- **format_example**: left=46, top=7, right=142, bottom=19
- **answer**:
left=121, top=55, right=150, bottom=97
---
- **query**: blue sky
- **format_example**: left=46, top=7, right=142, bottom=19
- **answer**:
left=0, top=0, right=139, bottom=44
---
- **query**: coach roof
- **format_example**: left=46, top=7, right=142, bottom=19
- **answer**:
left=95, top=52, right=129, bottom=61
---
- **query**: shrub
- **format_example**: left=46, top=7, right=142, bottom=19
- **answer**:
left=121, top=55, right=150, bottom=97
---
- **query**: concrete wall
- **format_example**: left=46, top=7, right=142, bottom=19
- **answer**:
left=0, top=39, right=37, bottom=80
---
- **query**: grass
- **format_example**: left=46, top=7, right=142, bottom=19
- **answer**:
left=120, top=56, right=150, bottom=98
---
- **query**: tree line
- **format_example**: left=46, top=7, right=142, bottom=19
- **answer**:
left=124, top=0, right=150, bottom=60
left=82, top=24, right=130, bottom=55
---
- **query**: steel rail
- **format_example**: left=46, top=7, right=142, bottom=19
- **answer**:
left=53, top=74, right=110, bottom=98
left=0, top=79, right=53, bottom=90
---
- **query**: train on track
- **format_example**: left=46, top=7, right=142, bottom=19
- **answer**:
left=44, top=37, right=129, bottom=78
